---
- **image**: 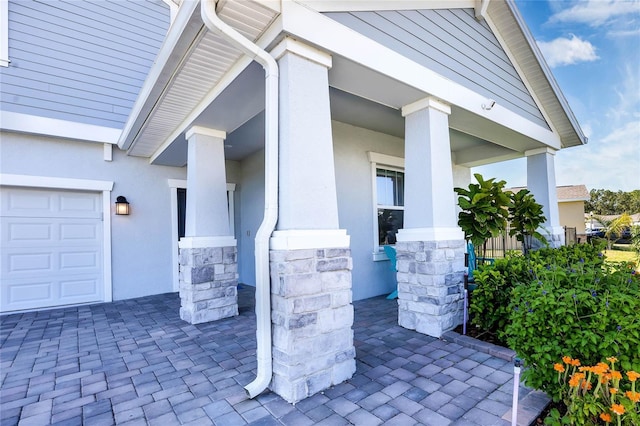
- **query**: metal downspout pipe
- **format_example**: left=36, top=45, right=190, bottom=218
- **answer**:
left=200, top=0, right=279, bottom=398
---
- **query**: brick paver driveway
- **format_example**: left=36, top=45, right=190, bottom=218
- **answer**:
left=1, top=287, right=547, bottom=425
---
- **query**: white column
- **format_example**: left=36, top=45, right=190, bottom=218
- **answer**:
left=397, top=97, right=463, bottom=242
left=182, top=126, right=235, bottom=248
left=526, top=147, right=564, bottom=246
left=271, top=37, right=348, bottom=250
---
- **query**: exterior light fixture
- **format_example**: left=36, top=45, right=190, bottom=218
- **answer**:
left=115, top=196, right=130, bottom=215
left=482, top=99, right=496, bottom=110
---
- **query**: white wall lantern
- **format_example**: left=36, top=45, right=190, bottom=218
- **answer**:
left=115, top=196, right=130, bottom=215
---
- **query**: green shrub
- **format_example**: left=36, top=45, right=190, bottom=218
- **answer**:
left=470, top=244, right=606, bottom=344
left=506, top=259, right=640, bottom=401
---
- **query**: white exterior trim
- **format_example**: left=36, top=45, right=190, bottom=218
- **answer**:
left=525, top=147, right=556, bottom=156
left=0, top=173, right=114, bottom=303
left=185, top=126, right=227, bottom=140
left=281, top=1, right=562, bottom=150
left=179, top=236, right=237, bottom=249
left=271, top=37, right=333, bottom=69
left=168, top=179, right=236, bottom=292
left=0, top=111, right=121, bottom=144
left=270, top=229, right=350, bottom=250
left=402, top=97, right=451, bottom=117
left=0, top=0, right=8, bottom=67
left=483, top=13, right=560, bottom=137
left=300, top=0, right=475, bottom=12
left=367, top=152, right=405, bottom=169
left=396, top=227, right=465, bottom=242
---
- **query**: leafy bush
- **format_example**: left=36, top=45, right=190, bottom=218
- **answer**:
left=506, top=259, right=640, bottom=401
left=471, top=244, right=606, bottom=343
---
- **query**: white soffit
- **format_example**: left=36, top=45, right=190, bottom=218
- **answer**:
left=300, top=0, right=475, bottom=12
left=127, top=0, right=278, bottom=158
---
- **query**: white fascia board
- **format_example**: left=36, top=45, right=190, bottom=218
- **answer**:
left=559, top=198, right=590, bottom=203
left=281, top=1, right=561, bottom=150
left=0, top=111, right=121, bottom=144
left=118, top=0, right=203, bottom=151
left=502, top=0, right=586, bottom=146
left=0, top=173, right=114, bottom=191
left=298, top=0, right=475, bottom=12
left=149, top=16, right=284, bottom=165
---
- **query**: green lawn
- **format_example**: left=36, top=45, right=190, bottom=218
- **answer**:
left=603, top=249, right=639, bottom=270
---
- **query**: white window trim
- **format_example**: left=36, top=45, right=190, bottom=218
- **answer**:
left=168, top=179, right=236, bottom=292
left=0, top=173, right=114, bottom=303
left=368, top=152, right=405, bottom=261
left=0, top=0, right=8, bottom=67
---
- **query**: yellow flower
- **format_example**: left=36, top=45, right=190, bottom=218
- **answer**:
left=626, top=391, right=640, bottom=403
left=554, top=363, right=565, bottom=373
left=627, top=371, right=640, bottom=382
left=611, top=404, right=625, bottom=415
left=600, top=412, right=612, bottom=423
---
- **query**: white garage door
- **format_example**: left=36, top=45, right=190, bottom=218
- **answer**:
left=1, top=187, right=104, bottom=313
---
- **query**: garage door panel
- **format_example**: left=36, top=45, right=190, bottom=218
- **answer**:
left=8, top=252, right=53, bottom=273
left=60, top=222, right=100, bottom=241
left=1, top=187, right=104, bottom=313
left=60, top=279, right=99, bottom=298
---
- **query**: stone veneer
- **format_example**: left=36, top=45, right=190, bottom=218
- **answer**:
left=269, top=248, right=355, bottom=403
left=179, top=246, right=238, bottom=324
left=396, top=239, right=466, bottom=338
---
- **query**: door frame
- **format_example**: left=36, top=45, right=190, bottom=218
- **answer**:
left=0, top=173, right=114, bottom=306
left=168, top=179, right=236, bottom=292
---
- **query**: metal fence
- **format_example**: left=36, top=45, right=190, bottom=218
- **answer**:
left=482, top=226, right=579, bottom=259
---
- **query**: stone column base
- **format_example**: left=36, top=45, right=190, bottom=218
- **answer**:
left=269, top=247, right=355, bottom=403
left=179, top=246, right=238, bottom=324
left=396, top=239, right=466, bottom=338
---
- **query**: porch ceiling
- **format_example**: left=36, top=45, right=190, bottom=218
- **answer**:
left=123, top=0, right=552, bottom=168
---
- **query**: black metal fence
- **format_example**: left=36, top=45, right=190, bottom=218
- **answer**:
left=481, top=226, right=578, bottom=259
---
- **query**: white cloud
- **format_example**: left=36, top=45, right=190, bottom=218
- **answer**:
left=548, top=0, right=640, bottom=27
left=537, top=35, right=599, bottom=67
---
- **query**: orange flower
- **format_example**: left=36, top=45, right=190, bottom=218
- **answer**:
left=600, top=412, right=612, bottom=423
left=569, top=373, right=585, bottom=387
left=581, top=381, right=592, bottom=390
left=611, top=404, right=625, bottom=415
left=610, top=388, right=618, bottom=395
left=571, top=359, right=581, bottom=367
left=554, top=363, right=565, bottom=373
left=593, top=362, right=609, bottom=375
left=607, top=356, right=618, bottom=363
left=626, top=391, right=640, bottom=403
left=627, top=371, right=640, bottom=382
left=611, top=371, right=622, bottom=380
left=563, top=356, right=573, bottom=364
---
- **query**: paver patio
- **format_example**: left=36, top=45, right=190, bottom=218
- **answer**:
left=0, top=286, right=548, bottom=425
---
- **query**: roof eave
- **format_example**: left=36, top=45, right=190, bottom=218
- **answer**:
left=504, top=0, right=587, bottom=149
left=118, top=1, right=203, bottom=151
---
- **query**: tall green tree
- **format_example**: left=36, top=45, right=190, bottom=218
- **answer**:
left=585, top=189, right=640, bottom=214
left=508, top=189, right=547, bottom=254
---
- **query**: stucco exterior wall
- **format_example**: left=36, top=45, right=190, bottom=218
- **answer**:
left=559, top=201, right=586, bottom=234
left=0, top=132, right=186, bottom=300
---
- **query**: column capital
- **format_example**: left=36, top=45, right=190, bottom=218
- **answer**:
left=396, top=227, right=464, bottom=242
left=271, top=37, right=332, bottom=69
left=402, top=97, right=451, bottom=117
left=185, top=126, right=226, bottom=141
left=270, top=229, right=350, bottom=250
left=525, top=147, right=557, bottom=157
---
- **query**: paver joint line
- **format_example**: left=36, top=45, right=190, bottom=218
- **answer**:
left=0, top=287, right=549, bottom=425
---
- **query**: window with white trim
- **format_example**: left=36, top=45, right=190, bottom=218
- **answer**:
left=369, top=152, right=405, bottom=260
left=1, top=0, right=9, bottom=67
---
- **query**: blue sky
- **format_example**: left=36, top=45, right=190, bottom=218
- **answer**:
left=474, top=0, right=640, bottom=192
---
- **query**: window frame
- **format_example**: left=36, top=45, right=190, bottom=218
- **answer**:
left=368, top=152, right=405, bottom=261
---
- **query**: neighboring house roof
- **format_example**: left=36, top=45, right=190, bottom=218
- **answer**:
left=508, top=185, right=590, bottom=203
left=118, top=0, right=586, bottom=165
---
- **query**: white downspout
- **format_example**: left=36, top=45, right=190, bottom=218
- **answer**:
left=201, top=0, right=279, bottom=398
